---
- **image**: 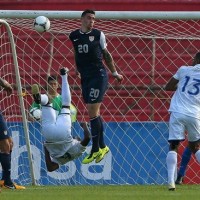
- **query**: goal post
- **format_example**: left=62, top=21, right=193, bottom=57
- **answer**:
left=0, top=19, right=36, bottom=185
left=0, top=10, right=200, bottom=185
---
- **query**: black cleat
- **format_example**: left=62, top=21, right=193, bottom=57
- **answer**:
left=175, top=175, right=184, bottom=185
left=31, top=84, right=41, bottom=104
left=60, top=67, right=69, bottom=75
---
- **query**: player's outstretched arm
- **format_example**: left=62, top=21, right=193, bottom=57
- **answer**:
left=44, top=146, right=59, bottom=172
left=80, top=122, right=91, bottom=147
left=165, top=77, right=179, bottom=91
left=102, top=49, right=123, bottom=83
left=0, top=77, right=13, bottom=95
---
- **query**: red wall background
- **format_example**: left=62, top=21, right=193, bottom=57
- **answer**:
left=0, top=0, right=199, bottom=11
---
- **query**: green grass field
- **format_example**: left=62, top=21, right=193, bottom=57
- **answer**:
left=0, top=185, right=200, bottom=200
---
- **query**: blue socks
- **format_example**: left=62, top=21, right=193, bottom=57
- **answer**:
left=178, top=147, right=192, bottom=177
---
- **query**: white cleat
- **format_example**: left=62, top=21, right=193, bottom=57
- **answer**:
left=168, top=183, right=176, bottom=191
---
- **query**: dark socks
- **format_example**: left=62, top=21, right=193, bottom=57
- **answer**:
left=90, top=116, right=101, bottom=153
left=0, top=153, right=13, bottom=186
left=98, top=116, right=106, bottom=149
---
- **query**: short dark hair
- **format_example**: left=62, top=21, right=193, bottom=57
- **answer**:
left=195, top=52, right=200, bottom=60
left=81, top=9, right=95, bottom=17
left=194, top=52, right=200, bottom=65
left=47, top=75, right=57, bottom=83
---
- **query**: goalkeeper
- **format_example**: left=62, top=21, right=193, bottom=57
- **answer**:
left=31, top=68, right=90, bottom=172
left=30, top=75, right=77, bottom=123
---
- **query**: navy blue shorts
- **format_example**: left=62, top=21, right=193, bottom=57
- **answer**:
left=0, top=111, right=10, bottom=140
left=81, top=73, right=108, bottom=104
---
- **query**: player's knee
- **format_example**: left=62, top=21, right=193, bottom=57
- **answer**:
left=189, top=140, right=200, bottom=153
left=0, top=139, right=11, bottom=153
left=169, top=140, right=180, bottom=151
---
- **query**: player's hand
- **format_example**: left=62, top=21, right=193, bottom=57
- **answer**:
left=114, top=74, right=123, bottom=83
left=75, top=69, right=81, bottom=78
left=3, top=81, right=13, bottom=95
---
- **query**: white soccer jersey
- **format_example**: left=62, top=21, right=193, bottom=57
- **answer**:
left=169, top=64, right=200, bottom=119
left=44, top=139, right=86, bottom=165
left=41, top=106, right=86, bottom=165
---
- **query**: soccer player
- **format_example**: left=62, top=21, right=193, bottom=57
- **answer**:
left=69, top=9, right=123, bottom=164
left=30, top=75, right=77, bottom=123
left=175, top=146, right=192, bottom=184
left=0, top=78, right=25, bottom=189
left=165, top=52, right=200, bottom=191
left=31, top=68, right=91, bottom=171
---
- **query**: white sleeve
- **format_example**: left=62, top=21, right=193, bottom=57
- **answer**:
left=173, top=66, right=184, bottom=80
left=100, top=31, right=107, bottom=50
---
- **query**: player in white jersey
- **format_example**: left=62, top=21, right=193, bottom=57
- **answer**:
left=31, top=68, right=90, bottom=172
left=165, top=52, right=200, bottom=191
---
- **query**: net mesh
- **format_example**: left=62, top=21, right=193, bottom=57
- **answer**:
left=0, top=16, right=200, bottom=185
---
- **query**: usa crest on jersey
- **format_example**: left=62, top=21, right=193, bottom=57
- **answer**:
left=89, top=36, right=94, bottom=41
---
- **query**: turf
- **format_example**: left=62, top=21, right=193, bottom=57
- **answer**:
left=0, top=185, right=200, bottom=200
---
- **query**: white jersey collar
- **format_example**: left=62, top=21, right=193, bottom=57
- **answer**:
left=79, top=29, right=92, bottom=34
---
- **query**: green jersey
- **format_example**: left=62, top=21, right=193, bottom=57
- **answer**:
left=30, top=94, right=77, bottom=122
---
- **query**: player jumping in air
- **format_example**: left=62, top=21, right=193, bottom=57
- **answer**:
left=69, top=9, right=123, bottom=164
left=31, top=68, right=90, bottom=171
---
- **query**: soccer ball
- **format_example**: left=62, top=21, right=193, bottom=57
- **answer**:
left=34, top=16, right=50, bottom=33
left=30, top=108, right=42, bottom=120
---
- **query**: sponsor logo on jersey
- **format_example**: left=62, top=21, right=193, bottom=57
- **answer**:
left=89, top=36, right=94, bottom=42
left=4, top=131, right=7, bottom=135
left=73, top=39, right=79, bottom=41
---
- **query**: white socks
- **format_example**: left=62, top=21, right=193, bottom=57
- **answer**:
left=166, top=151, right=177, bottom=184
left=61, top=74, right=71, bottom=106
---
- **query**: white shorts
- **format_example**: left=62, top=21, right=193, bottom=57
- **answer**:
left=45, top=139, right=86, bottom=165
left=169, top=112, right=200, bottom=142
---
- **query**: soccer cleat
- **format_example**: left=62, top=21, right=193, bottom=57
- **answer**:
left=2, top=182, right=26, bottom=190
left=31, top=84, right=41, bottom=104
left=175, top=175, right=184, bottom=185
left=0, top=180, right=4, bottom=187
left=95, top=146, right=110, bottom=163
left=82, top=149, right=102, bottom=164
left=168, top=183, right=176, bottom=191
left=60, top=67, right=69, bottom=75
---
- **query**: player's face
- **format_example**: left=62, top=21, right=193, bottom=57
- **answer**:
left=81, top=13, right=95, bottom=31
left=48, top=80, right=58, bottom=94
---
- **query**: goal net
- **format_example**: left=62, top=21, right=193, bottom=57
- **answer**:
left=0, top=11, right=200, bottom=186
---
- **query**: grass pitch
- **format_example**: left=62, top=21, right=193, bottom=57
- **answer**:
left=0, top=185, right=200, bottom=200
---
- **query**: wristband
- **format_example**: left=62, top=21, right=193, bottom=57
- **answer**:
left=112, top=71, right=119, bottom=77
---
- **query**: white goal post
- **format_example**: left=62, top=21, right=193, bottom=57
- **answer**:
left=0, top=10, right=200, bottom=186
